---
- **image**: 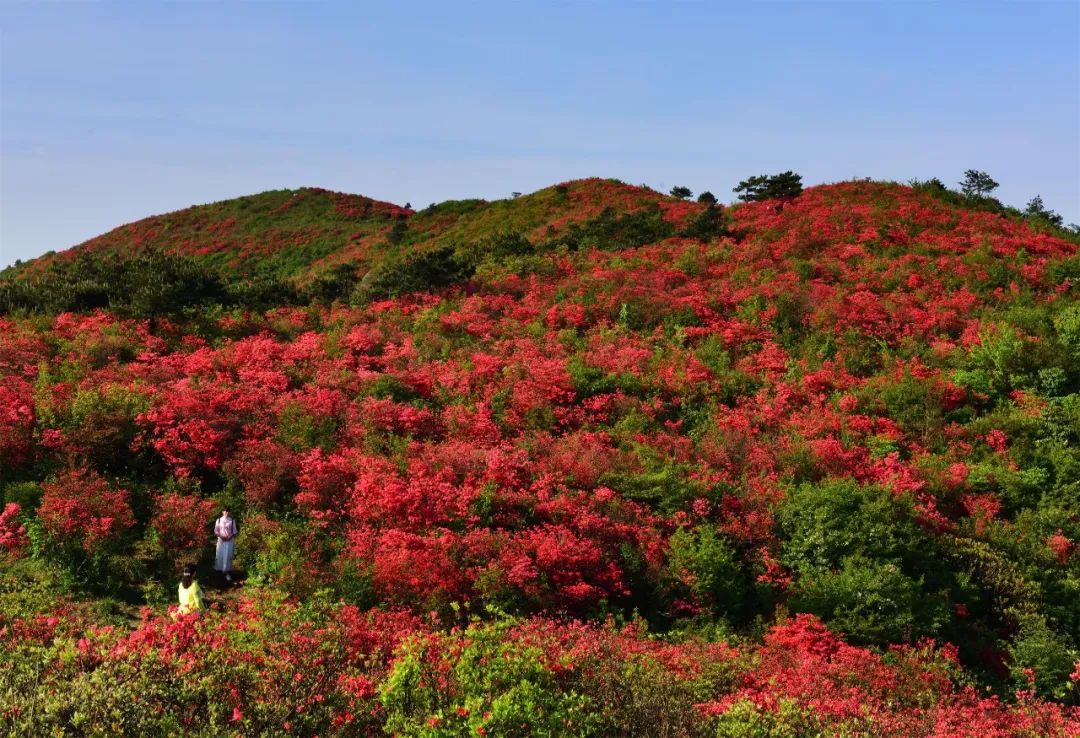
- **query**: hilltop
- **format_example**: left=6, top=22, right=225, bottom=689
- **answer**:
left=14, top=187, right=414, bottom=278
left=2, top=176, right=1080, bottom=734
left=7, top=178, right=702, bottom=280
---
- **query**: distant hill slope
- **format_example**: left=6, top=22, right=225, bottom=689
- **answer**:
left=15, top=187, right=414, bottom=279
left=9, top=178, right=705, bottom=283
left=3, top=176, right=1075, bottom=318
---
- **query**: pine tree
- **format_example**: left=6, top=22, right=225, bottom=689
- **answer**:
left=733, top=171, right=803, bottom=202
left=959, top=170, right=999, bottom=198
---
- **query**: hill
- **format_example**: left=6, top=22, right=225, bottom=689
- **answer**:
left=2, top=178, right=1080, bottom=735
left=14, top=187, right=414, bottom=278
left=6, top=177, right=701, bottom=280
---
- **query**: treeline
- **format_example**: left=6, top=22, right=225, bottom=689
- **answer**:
left=911, top=170, right=1077, bottom=238
left=0, top=252, right=302, bottom=319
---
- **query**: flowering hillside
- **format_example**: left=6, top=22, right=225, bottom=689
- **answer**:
left=17, top=187, right=415, bottom=278
left=2, top=179, right=1080, bottom=735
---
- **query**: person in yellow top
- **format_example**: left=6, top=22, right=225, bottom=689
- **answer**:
left=175, top=564, right=206, bottom=618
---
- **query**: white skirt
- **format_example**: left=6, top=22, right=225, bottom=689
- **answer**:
left=215, top=538, right=235, bottom=572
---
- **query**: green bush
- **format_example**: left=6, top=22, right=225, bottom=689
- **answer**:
left=668, top=525, right=748, bottom=618
left=547, top=206, right=675, bottom=252
left=352, top=245, right=475, bottom=303
left=0, top=251, right=302, bottom=318
left=1007, top=613, right=1079, bottom=700
left=709, top=698, right=828, bottom=737
left=789, top=554, right=945, bottom=646
left=777, top=481, right=952, bottom=645
left=381, top=619, right=598, bottom=737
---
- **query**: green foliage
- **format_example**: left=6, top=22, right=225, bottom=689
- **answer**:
left=680, top=204, right=730, bottom=242
left=305, top=263, right=361, bottom=305
left=953, top=324, right=1036, bottom=401
left=388, top=218, right=409, bottom=245
left=600, top=459, right=704, bottom=514
left=582, top=650, right=737, bottom=738
left=381, top=619, right=599, bottom=737
left=777, top=481, right=951, bottom=645
left=733, top=172, right=803, bottom=202
left=960, top=169, right=1000, bottom=198
left=0, top=251, right=300, bottom=318
left=1025, top=196, right=1065, bottom=228
left=352, top=244, right=475, bottom=303
left=276, top=401, right=337, bottom=452
left=709, top=698, right=828, bottom=737
left=2, top=481, right=42, bottom=512
left=224, top=272, right=302, bottom=311
left=364, top=373, right=422, bottom=402
left=1007, top=613, right=1079, bottom=700
left=875, top=371, right=946, bottom=440
left=670, top=186, right=693, bottom=200
left=567, top=359, right=645, bottom=400
left=463, top=231, right=537, bottom=273
left=789, top=553, right=944, bottom=646
left=668, top=525, right=748, bottom=618
left=1053, top=305, right=1080, bottom=362
left=548, top=206, right=675, bottom=252
left=778, top=480, right=927, bottom=573
left=243, top=520, right=321, bottom=599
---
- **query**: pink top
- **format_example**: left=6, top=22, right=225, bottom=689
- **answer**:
left=215, top=516, right=237, bottom=540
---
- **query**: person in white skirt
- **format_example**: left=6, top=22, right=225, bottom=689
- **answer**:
left=214, top=508, right=238, bottom=583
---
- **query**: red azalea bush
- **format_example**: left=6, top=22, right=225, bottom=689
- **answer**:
left=0, top=503, right=28, bottom=560
left=150, top=492, right=217, bottom=564
left=37, top=470, right=134, bottom=555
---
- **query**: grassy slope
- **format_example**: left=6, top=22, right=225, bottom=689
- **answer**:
left=12, top=188, right=413, bottom=280
left=7, top=178, right=705, bottom=284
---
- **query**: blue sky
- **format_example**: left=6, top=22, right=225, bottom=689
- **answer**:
left=2, top=1, right=1077, bottom=267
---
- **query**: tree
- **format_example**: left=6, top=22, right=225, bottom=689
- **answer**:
left=959, top=170, right=999, bottom=198
left=669, top=186, right=693, bottom=200
left=351, top=244, right=475, bottom=304
left=696, top=191, right=718, bottom=205
left=733, top=171, right=803, bottom=202
left=1024, top=195, right=1064, bottom=227
left=387, top=219, right=408, bottom=245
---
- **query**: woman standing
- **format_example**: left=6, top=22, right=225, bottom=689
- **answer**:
left=214, top=508, right=237, bottom=583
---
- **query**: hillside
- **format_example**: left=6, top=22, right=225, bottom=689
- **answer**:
left=6, top=178, right=701, bottom=281
left=14, top=187, right=414, bottom=278
left=3, top=178, right=1080, bottom=735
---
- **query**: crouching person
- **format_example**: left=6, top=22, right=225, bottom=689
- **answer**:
left=174, top=564, right=206, bottom=619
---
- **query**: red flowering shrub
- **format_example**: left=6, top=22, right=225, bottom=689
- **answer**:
left=37, top=470, right=134, bottom=554
left=222, top=438, right=299, bottom=507
left=150, top=493, right=216, bottom=563
left=0, top=503, right=29, bottom=560
left=0, top=377, right=34, bottom=466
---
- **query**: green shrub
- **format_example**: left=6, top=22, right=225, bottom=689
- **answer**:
left=381, top=619, right=599, bottom=737
left=547, top=206, right=675, bottom=252
left=1007, top=613, right=1079, bottom=700
left=709, top=698, right=828, bottom=738
left=352, top=245, right=475, bottom=303
left=789, top=554, right=945, bottom=646
left=668, top=525, right=748, bottom=618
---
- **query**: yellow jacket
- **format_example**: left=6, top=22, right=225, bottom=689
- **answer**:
left=178, top=580, right=206, bottom=614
